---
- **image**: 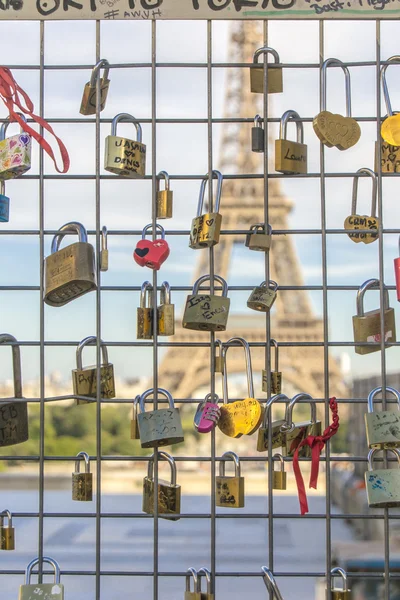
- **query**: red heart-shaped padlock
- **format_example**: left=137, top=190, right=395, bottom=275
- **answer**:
left=134, top=239, right=170, bottom=271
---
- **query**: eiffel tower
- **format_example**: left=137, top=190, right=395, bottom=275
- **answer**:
left=158, top=20, right=346, bottom=400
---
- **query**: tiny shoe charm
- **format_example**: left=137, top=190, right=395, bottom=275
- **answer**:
left=134, top=223, right=170, bottom=271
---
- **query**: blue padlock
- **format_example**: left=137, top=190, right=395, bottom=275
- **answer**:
left=0, top=182, right=9, bottom=223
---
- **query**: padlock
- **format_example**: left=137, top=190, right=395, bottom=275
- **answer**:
left=142, top=451, right=181, bottom=520
left=197, top=568, right=213, bottom=600
left=104, top=112, right=146, bottom=178
left=156, top=170, right=173, bottom=219
left=313, top=58, right=361, bottom=151
left=394, top=236, right=400, bottom=302
left=182, top=275, right=230, bottom=332
left=344, top=168, right=378, bottom=244
left=352, top=278, right=396, bottom=355
left=72, top=336, right=115, bottom=404
left=262, top=339, right=282, bottom=394
left=365, top=386, right=400, bottom=450
left=280, top=393, right=322, bottom=458
left=137, top=281, right=153, bottom=339
left=329, top=567, right=352, bottom=600
left=0, top=114, right=31, bottom=180
left=158, top=281, right=175, bottom=336
left=0, top=181, right=9, bottom=223
left=100, top=225, right=109, bottom=271
left=0, top=334, right=28, bottom=447
left=275, top=110, right=307, bottom=174
left=261, top=567, right=285, bottom=600
left=19, top=557, right=64, bottom=600
left=79, top=58, right=110, bottom=116
left=272, top=453, right=287, bottom=490
left=134, top=223, right=170, bottom=271
left=252, top=114, right=264, bottom=153
left=257, top=394, right=290, bottom=453
left=216, top=451, right=245, bottom=508
left=380, top=56, right=400, bottom=146
left=365, top=448, right=400, bottom=508
left=189, top=170, right=223, bottom=249
left=0, top=509, right=15, bottom=550
left=245, top=223, right=272, bottom=252
left=72, top=451, right=93, bottom=502
left=44, top=222, right=97, bottom=307
left=194, top=393, right=221, bottom=434
left=131, top=395, right=141, bottom=439
left=137, top=387, right=184, bottom=448
left=250, top=46, right=283, bottom=94
left=376, top=138, right=400, bottom=174
left=218, top=337, right=262, bottom=438
left=185, top=568, right=201, bottom=600
left=214, top=340, right=224, bottom=374
left=247, top=280, right=278, bottom=312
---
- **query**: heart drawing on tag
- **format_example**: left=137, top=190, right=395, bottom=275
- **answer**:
left=218, top=398, right=263, bottom=438
left=344, top=214, right=379, bottom=244
left=206, top=219, right=214, bottom=226
left=313, top=111, right=361, bottom=150
left=133, top=239, right=170, bottom=271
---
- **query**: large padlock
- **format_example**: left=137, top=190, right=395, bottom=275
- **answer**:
left=329, top=567, right=352, bottom=600
left=0, top=509, right=15, bottom=550
left=185, top=568, right=201, bottom=600
left=352, top=278, right=396, bottom=355
left=250, top=46, right=283, bottom=94
left=131, top=395, right=141, bottom=439
left=245, top=223, right=272, bottom=252
left=262, top=567, right=285, bottom=600
left=72, top=451, right=93, bottom=502
left=216, top=451, right=245, bottom=508
left=380, top=56, right=400, bottom=147
left=262, top=339, right=282, bottom=394
left=189, top=170, right=223, bottom=249
left=272, top=454, right=286, bottom=490
left=0, top=114, right=31, bottom=180
left=19, top=557, right=64, bottom=600
left=156, top=170, right=173, bottom=219
left=344, top=168, right=378, bottom=244
left=142, top=451, right=181, bottom=520
left=182, top=275, right=230, bottom=332
left=158, top=281, right=175, bottom=336
left=44, top=222, right=97, bottom=307
left=80, top=58, right=110, bottom=116
left=138, top=388, right=184, bottom=449
left=72, top=336, right=115, bottom=404
left=365, top=386, right=400, bottom=450
left=100, top=225, right=109, bottom=272
left=137, top=281, right=153, bottom=339
left=197, top=568, right=213, bottom=600
left=247, top=280, right=278, bottom=312
left=0, top=181, right=9, bottom=223
left=257, top=393, right=290, bottom=453
left=104, top=112, right=146, bottom=178
left=365, top=448, right=400, bottom=508
left=280, top=393, right=322, bottom=458
left=252, top=114, right=264, bottom=153
left=194, top=393, right=221, bottom=434
left=0, top=334, right=28, bottom=447
left=395, top=236, right=400, bottom=302
left=134, top=223, right=170, bottom=271
left=275, top=110, right=307, bottom=174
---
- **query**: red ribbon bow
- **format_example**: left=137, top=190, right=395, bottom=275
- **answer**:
left=292, top=397, right=339, bottom=515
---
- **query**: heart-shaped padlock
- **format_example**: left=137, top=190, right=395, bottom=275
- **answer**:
left=344, top=168, right=379, bottom=244
left=134, top=223, right=170, bottom=271
left=194, top=393, right=221, bottom=434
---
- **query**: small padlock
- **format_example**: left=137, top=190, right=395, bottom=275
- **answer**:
left=250, top=46, right=283, bottom=94
left=262, top=567, right=284, bottom=600
left=247, top=280, right=278, bottom=312
left=262, top=339, right=282, bottom=394
left=100, top=226, right=109, bottom=271
left=158, top=281, right=175, bottom=336
left=352, top=278, right=396, bottom=355
left=380, top=56, right=400, bottom=147
left=275, top=110, right=307, bottom=174
left=72, top=451, right=93, bottom=502
left=365, top=386, right=400, bottom=450
left=197, top=568, right=213, bottom=600
left=0, top=114, right=31, bottom=180
left=0, top=509, right=15, bottom=550
left=156, top=170, right=173, bottom=219
left=137, top=281, right=153, bottom=339
left=137, top=387, right=184, bottom=449
left=142, top=451, right=181, bottom=520
left=79, top=58, right=110, bottom=116
left=44, top=222, right=97, bottom=307
left=344, top=168, right=378, bottom=244
left=72, top=336, right=116, bottom=404
left=394, top=236, right=400, bottom=302
left=0, top=181, right=9, bottom=223
left=375, top=137, right=400, bottom=174
left=329, top=567, right=352, bottom=600
left=365, top=448, right=400, bottom=508
left=134, top=223, right=170, bottom=271
left=19, top=557, right=64, bottom=600
left=252, top=114, right=264, bottom=153
left=216, top=451, right=245, bottom=508
left=272, top=453, right=286, bottom=490
left=214, top=339, right=224, bottom=374
left=280, top=392, right=322, bottom=458
left=194, top=393, right=221, bottom=434
left=185, top=568, right=201, bottom=600
left=131, top=395, right=141, bottom=439
left=245, top=223, right=272, bottom=252
left=182, top=275, right=230, bottom=332
left=189, top=170, right=223, bottom=249
left=257, top=394, right=290, bottom=453
left=0, top=334, right=28, bottom=447
left=104, top=113, right=146, bottom=178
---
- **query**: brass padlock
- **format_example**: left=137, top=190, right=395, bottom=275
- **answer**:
left=189, top=170, right=223, bottom=249
left=72, top=336, right=116, bottom=404
left=250, top=46, right=283, bottom=94
left=0, top=334, right=28, bottom=447
left=19, top=557, right=64, bottom=600
left=182, top=275, right=230, bottom=332
left=329, top=567, right=352, bottom=600
left=214, top=339, right=224, bottom=374
left=280, top=392, right=322, bottom=458
left=216, top=451, right=245, bottom=508
left=247, top=280, right=278, bottom=312
left=156, top=170, right=173, bottom=219
left=158, top=281, right=175, bottom=336
left=352, top=278, right=396, bottom=355
left=44, top=221, right=97, bottom=307
left=375, top=137, right=400, bottom=174
left=365, top=386, right=400, bottom=450
left=245, top=223, right=272, bottom=252
left=0, top=509, right=15, bottom=550
left=131, top=395, right=141, bottom=439
left=80, top=58, right=110, bottom=116
left=185, top=568, right=201, bottom=600
left=100, top=225, right=109, bottom=271
left=137, top=387, right=184, bottom=448
left=142, top=450, right=181, bottom=520
left=137, top=281, right=153, bottom=340
left=104, top=112, right=146, bottom=178
left=257, top=393, right=290, bottom=453
left=344, top=168, right=378, bottom=244
left=262, top=339, right=282, bottom=394
left=365, top=448, right=400, bottom=508
left=197, top=568, right=213, bottom=600
left=275, top=110, right=307, bottom=174
left=262, top=567, right=284, bottom=600
left=0, top=181, right=10, bottom=223
left=380, top=56, right=400, bottom=147
left=0, top=113, right=31, bottom=180
left=72, top=451, right=93, bottom=502
left=252, top=114, right=264, bottom=153
left=272, top=453, right=287, bottom=491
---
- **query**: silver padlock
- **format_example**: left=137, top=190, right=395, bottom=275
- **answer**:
left=137, top=388, right=184, bottom=449
left=247, top=280, right=278, bottom=312
left=19, top=557, right=64, bottom=600
left=245, top=223, right=272, bottom=252
left=365, top=386, right=400, bottom=450
left=252, top=114, right=264, bottom=153
left=365, top=447, right=400, bottom=508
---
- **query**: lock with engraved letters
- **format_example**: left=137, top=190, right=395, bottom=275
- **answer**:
left=0, top=509, right=15, bottom=550
left=190, top=170, right=223, bottom=249
left=137, top=281, right=153, bottom=340
left=80, top=58, right=110, bottom=116
left=158, top=281, right=175, bottom=337
left=194, top=393, right=221, bottom=434
left=0, top=334, right=28, bottom=447
left=134, top=224, right=170, bottom=271
left=100, top=226, right=109, bottom=271
left=72, top=336, right=115, bottom=403
left=252, top=114, right=264, bottom=153
left=365, top=448, right=400, bottom=508
left=185, top=568, right=201, bottom=600
left=197, top=568, right=213, bottom=600
left=44, top=222, right=97, bottom=307
left=216, top=451, right=245, bottom=508
left=272, top=453, right=286, bottom=490
left=250, top=46, right=283, bottom=94
left=245, top=223, right=272, bottom=252
left=262, top=339, right=282, bottom=394
left=262, top=567, right=285, bottom=600
left=156, top=170, right=173, bottom=219
left=344, top=168, right=378, bottom=244
left=275, top=110, right=307, bottom=174
left=353, top=278, right=396, bottom=355
left=365, top=386, right=400, bottom=450
left=257, top=394, right=290, bottom=453
left=131, top=395, right=141, bottom=439
left=143, top=451, right=181, bottom=520
left=19, top=557, right=64, bottom=600
left=280, top=393, right=322, bottom=458
left=138, top=388, right=184, bottom=449
left=247, top=280, right=278, bottom=312
left=380, top=56, right=400, bottom=147
left=105, top=113, right=146, bottom=178
left=0, top=113, right=31, bottom=180
left=0, top=181, right=9, bottom=223
left=72, top=451, right=93, bottom=502
left=329, top=567, right=352, bottom=600
left=183, top=275, right=230, bottom=332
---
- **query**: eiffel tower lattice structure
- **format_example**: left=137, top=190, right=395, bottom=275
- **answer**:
left=158, top=20, right=347, bottom=401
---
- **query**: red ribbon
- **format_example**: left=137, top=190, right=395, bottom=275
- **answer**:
left=292, top=397, right=339, bottom=515
left=0, top=67, right=70, bottom=173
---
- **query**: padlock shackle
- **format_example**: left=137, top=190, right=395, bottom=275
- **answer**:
left=142, top=223, right=165, bottom=240
left=280, top=392, right=315, bottom=433
left=351, top=168, right=377, bottom=217
left=249, top=223, right=273, bottom=236
left=156, top=170, right=170, bottom=192
left=0, top=509, right=12, bottom=527
left=76, top=336, right=109, bottom=371
left=368, top=385, right=400, bottom=413
left=197, top=169, right=223, bottom=216
left=139, top=387, right=174, bottom=413
left=89, top=58, right=110, bottom=87
left=367, top=447, right=400, bottom=471
left=101, top=226, right=108, bottom=252
left=262, top=394, right=290, bottom=429
left=321, top=58, right=352, bottom=117
left=0, top=333, right=22, bottom=398
left=270, top=339, right=279, bottom=372
left=140, top=281, right=153, bottom=309
left=253, top=46, right=280, bottom=65
left=147, top=450, right=177, bottom=486
left=75, top=451, right=90, bottom=474
left=330, top=567, right=349, bottom=592
left=356, top=278, right=389, bottom=317
left=160, top=281, right=171, bottom=306
left=0, top=181, right=5, bottom=196
left=274, top=453, right=285, bottom=473
left=111, top=112, right=142, bottom=143
left=261, top=567, right=285, bottom=600
left=279, top=110, right=304, bottom=144
left=192, top=274, right=228, bottom=297
left=25, top=556, right=61, bottom=585
left=51, top=221, right=88, bottom=254
left=254, top=114, right=263, bottom=127
left=197, top=567, right=212, bottom=594
left=186, top=567, right=198, bottom=592
left=222, top=336, right=254, bottom=403
left=219, top=450, right=241, bottom=478
left=381, top=55, right=400, bottom=117
left=257, top=279, right=279, bottom=293
left=215, top=339, right=223, bottom=358
left=0, top=112, right=27, bottom=141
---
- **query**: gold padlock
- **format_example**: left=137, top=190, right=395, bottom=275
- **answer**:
left=365, top=448, right=400, bottom=508
left=142, top=451, right=181, bottom=520
left=216, top=451, right=245, bottom=508
left=72, top=452, right=93, bottom=502
left=262, top=339, right=282, bottom=394
left=189, top=170, right=223, bottom=249
left=0, top=113, right=31, bottom=180
left=375, top=138, right=400, bottom=174
left=257, top=393, right=290, bottom=453
left=352, top=278, right=396, bottom=355
left=19, top=557, right=64, bottom=600
left=214, top=339, right=224, bottom=374
left=80, top=58, right=110, bottom=116
left=0, top=509, right=15, bottom=550
left=245, top=223, right=272, bottom=252
left=100, top=225, right=109, bottom=271
left=250, top=46, right=283, bottom=94
left=247, top=280, right=278, bottom=312
left=275, top=110, right=307, bottom=174
left=197, top=568, right=213, bottom=600
left=182, top=275, right=230, bottom=332
left=280, top=392, right=322, bottom=458
left=137, top=281, right=153, bottom=340
left=0, top=334, right=28, bottom=447
left=131, top=395, right=141, bottom=439
left=272, top=453, right=286, bottom=490
left=72, top=336, right=116, bottom=404
left=344, top=168, right=378, bottom=244
left=329, top=567, right=352, bottom=600
left=44, top=222, right=97, bottom=307
left=104, top=113, right=146, bottom=178
left=137, top=388, right=184, bottom=449
left=185, top=568, right=201, bottom=600
left=365, top=386, right=400, bottom=450
left=380, top=56, right=400, bottom=147
left=262, top=567, right=284, bottom=600
left=156, top=170, right=173, bottom=219
left=158, top=281, right=175, bottom=337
